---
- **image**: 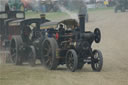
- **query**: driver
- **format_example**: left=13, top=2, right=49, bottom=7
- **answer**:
left=22, top=25, right=32, bottom=44
left=59, top=24, right=65, bottom=35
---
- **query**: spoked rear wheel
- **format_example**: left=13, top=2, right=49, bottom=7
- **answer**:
left=91, top=50, right=103, bottom=72
left=42, top=38, right=58, bottom=70
left=10, top=36, right=23, bottom=65
left=28, top=46, right=36, bottom=67
left=66, top=49, right=78, bottom=72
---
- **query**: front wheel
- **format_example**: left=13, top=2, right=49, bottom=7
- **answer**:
left=66, top=49, right=78, bottom=72
left=91, top=50, right=103, bottom=72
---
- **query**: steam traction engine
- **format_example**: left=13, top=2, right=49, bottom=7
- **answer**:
left=41, top=14, right=103, bottom=72
left=9, top=13, right=103, bottom=72
left=10, top=14, right=49, bottom=66
left=115, top=0, right=128, bottom=13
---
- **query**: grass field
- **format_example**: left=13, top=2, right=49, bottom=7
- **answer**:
left=25, top=11, right=69, bottom=20
left=25, top=7, right=113, bottom=20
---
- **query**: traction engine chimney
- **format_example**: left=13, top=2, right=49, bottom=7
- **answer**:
left=79, top=14, right=85, bottom=33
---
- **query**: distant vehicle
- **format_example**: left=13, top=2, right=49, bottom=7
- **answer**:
left=7, top=0, right=59, bottom=12
left=8, top=0, right=25, bottom=11
left=8, top=0, right=38, bottom=11
left=115, top=0, right=128, bottom=13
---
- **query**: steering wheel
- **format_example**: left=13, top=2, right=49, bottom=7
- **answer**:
left=94, top=28, right=101, bottom=43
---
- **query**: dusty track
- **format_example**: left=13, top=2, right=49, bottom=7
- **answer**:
left=0, top=9, right=128, bottom=85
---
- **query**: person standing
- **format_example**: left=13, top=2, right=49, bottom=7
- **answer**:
left=5, top=3, right=10, bottom=12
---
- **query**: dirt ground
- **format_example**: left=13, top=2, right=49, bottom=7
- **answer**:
left=0, top=9, right=128, bottom=85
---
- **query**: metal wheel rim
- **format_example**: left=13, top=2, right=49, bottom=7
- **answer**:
left=67, top=52, right=75, bottom=70
left=42, top=40, right=52, bottom=68
left=93, top=52, right=101, bottom=69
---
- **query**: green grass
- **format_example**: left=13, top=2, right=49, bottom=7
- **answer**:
left=25, top=7, right=113, bottom=20
left=25, top=11, right=69, bottom=20
left=88, top=7, right=113, bottom=12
